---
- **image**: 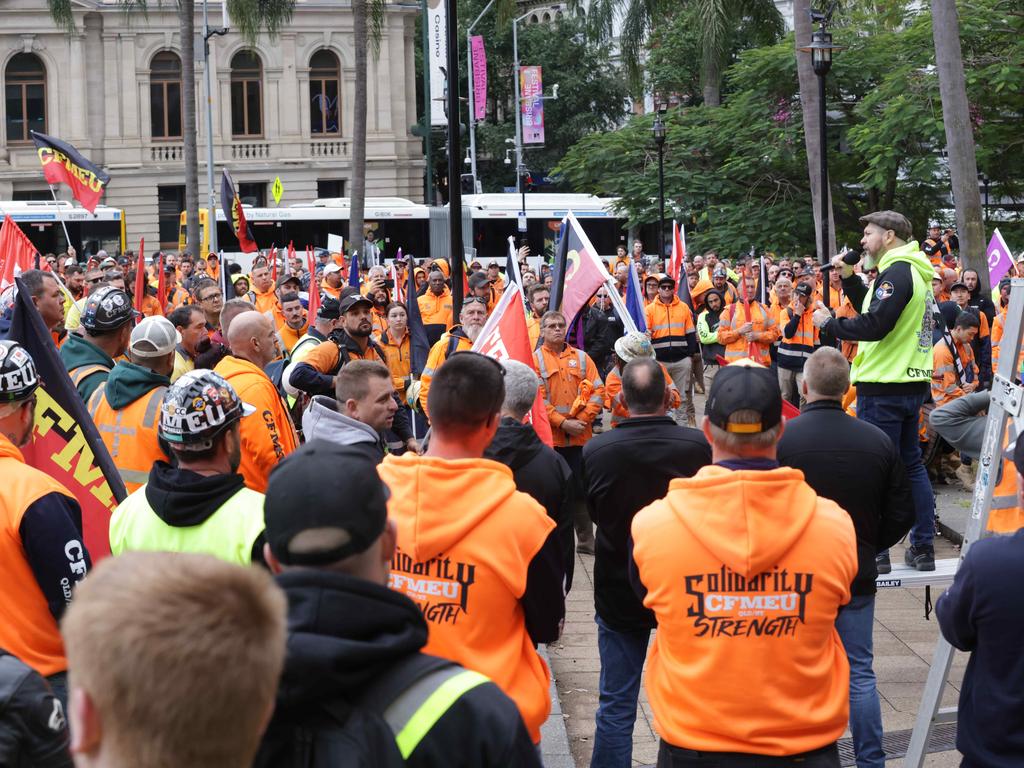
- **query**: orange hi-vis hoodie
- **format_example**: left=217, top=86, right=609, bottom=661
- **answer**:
left=378, top=453, right=556, bottom=743
left=631, top=464, right=857, bottom=756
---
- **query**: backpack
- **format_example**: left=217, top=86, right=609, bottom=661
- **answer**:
left=254, top=653, right=479, bottom=768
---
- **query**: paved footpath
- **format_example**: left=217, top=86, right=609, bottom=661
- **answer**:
left=541, top=478, right=975, bottom=767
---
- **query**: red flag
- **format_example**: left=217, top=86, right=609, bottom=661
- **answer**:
left=305, top=245, right=320, bottom=324
left=558, top=213, right=611, bottom=324
left=31, top=132, right=110, bottom=213
left=11, top=278, right=128, bottom=559
left=156, top=252, right=167, bottom=310
left=270, top=247, right=278, bottom=282
left=0, top=216, right=40, bottom=291
left=133, top=238, right=146, bottom=312
left=472, top=283, right=554, bottom=446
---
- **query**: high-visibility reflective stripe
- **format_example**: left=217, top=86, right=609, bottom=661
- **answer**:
left=577, top=348, right=586, bottom=373
left=70, top=364, right=110, bottom=387
left=650, top=323, right=687, bottom=332
left=778, top=347, right=814, bottom=359
left=943, top=385, right=960, bottom=394
left=390, top=669, right=489, bottom=758
left=992, top=495, right=1018, bottom=510
left=142, top=387, right=167, bottom=429
left=421, top=367, right=435, bottom=377
left=118, top=468, right=151, bottom=486
left=554, top=405, right=571, bottom=413
left=933, top=364, right=955, bottom=375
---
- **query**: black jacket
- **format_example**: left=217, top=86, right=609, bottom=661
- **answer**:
left=777, top=400, right=915, bottom=595
left=833, top=263, right=930, bottom=396
left=485, top=416, right=575, bottom=592
left=583, top=305, right=623, bottom=375
left=0, top=650, right=71, bottom=768
left=582, top=416, right=711, bottom=631
left=255, top=571, right=540, bottom=768
left=937, top=530, right=1024, bottom=767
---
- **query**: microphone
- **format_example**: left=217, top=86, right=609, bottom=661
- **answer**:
left=840, top=248, right=862, bottom=266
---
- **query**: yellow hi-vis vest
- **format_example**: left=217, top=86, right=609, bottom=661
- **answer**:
left=109, top=483, right=265, bottom=565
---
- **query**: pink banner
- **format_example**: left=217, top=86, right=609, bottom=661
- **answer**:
left=520, top=66, right=545, bottom=144
left=471, top=35, right=487, bottom=122
left=987, top=228, right=1014, bottom=285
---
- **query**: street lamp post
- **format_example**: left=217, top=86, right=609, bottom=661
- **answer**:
left=800, top=9, right=842, bottom=307
left=512, top=7, right=561, bottom=234
left=652, top=111, right=666, bottom=262
left=979, top=173, right=990, bottom=226
left=202, top=0, right=229, bottom=257
left=466, top=0, right=496, bottom=189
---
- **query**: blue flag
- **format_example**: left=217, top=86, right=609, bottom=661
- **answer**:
left=406, top=260, right=431, bottom=377
left=348, top=251, right=360, bottom=288
left=625, top=263, right=648, bottom=332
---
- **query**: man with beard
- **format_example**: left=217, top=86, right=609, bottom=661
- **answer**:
left=418, top=297, right=487, bottom=417
left=168, top=305, right=207, bottom=383
left=108, top=369, right=266, bottom=566
left=370, top=286, right=390, bottom=339
left=290, top=295, right=417, bottom=452
left=697, top=289, right=726, bottom=379
left=525, top=283, right=550, bottom=350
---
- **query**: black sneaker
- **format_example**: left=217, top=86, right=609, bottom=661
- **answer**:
left=904, top=545, right=936, bottom=572
left=876, top=552, right=892, bottom=574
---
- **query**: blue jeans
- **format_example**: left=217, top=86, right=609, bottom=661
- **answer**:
left=857, top=392, right=934, bottom=547
left=591, top=615, right=651, bottom=768
left=835, top=595, right=884, bottom=768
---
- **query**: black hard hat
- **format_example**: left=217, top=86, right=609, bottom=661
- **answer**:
left=158, top=369, right=255, bottom=451
left=0, top=340, right=40, bottom=403
left=80, top=286, right=136, bottom=332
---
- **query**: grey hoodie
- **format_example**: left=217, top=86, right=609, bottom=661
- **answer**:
left=302, top=395, right=386, bottom=462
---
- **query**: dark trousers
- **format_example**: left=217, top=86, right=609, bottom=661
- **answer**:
left=857, top=391, right=934, bottom=548
left=657, top=741, right=840, bottom=768
left=555, top=446, right=592, bottom=544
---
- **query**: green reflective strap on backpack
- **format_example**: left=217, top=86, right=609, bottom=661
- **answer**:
left=385, top=668, right=489, bottom=758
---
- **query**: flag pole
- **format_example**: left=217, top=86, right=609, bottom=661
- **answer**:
left=47, top=185, right=74, bottom=253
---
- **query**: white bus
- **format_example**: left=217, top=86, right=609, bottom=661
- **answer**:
left=180, top=193, right=632, bottom=264
left=0, top=200, right=126, bottom=256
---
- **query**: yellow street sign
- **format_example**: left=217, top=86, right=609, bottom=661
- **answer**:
left=272, top=176, right=284, bottom=205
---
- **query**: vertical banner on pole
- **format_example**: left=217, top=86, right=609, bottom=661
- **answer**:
left=520, top=66, right=545, bottom=144
left=471, top=36, right=487, bottom=121
left=427, top=0, right=447, bottom=126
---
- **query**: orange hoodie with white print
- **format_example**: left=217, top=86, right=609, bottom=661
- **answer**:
left=378, top=453, right=557, bottom=743
left=631, top=464, right=857, bottom=756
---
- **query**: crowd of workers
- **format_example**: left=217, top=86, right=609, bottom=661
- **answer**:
left=0, top=209, right=1022, bottom=768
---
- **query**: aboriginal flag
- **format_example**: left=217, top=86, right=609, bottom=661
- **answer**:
left=31, top=131, right=110, bottom=213
left=220, top=169, right=258, bottom=253
left=10, top=277, right=127, bottom=560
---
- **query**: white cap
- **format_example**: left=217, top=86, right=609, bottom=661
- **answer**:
left=130, top=316, right=181, bottom=358
left=64, top=257, right=76, bottom=267
left=323, top=263, right=343, bottom=275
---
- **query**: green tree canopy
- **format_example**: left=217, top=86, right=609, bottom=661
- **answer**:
left=556, top=0, right=1024, bottom=256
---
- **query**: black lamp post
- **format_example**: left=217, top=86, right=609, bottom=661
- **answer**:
left=800, top=10, right=842, bottom=307
left=652, top=111, right=667, bottom=262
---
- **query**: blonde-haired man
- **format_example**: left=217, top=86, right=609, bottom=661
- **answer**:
left=61, top=551, right=287, bottom=768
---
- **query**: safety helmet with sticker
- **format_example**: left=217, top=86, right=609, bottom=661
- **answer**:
left=158, top=369, right=255, bottom=451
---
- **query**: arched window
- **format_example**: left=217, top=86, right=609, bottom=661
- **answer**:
left=529, top=14, right=539, bottom=23
left=230, top=51, right=263, bottom=137
left=150, top=51, right=183, bottom=139
left=309, top=50, right=340, bottom=135
left=542, top=11, right=551, bottom=22
left=5, top=53, right=46, bottom=143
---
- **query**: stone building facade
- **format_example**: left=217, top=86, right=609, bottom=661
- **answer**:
left=0, top=0, right=424, bottom=249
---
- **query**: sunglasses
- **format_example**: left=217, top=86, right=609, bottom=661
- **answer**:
left=464, top=296, right=488, bottom=306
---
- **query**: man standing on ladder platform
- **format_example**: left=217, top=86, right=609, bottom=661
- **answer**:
left=813, top=211, right=937, bottom=572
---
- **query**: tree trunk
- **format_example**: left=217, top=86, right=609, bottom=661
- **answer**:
left=181, top=0, right=201, bottom=256
left=931, top=0, right=987, bottom=291
left=793, top=0, right=836, bottom=261
left=702, top=56, right=721, bottom=107
left=349, top=0, right=367, bottom=265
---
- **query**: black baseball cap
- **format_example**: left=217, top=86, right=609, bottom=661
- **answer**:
left=658, top=274, right=676, bottom=287
left=264, top=440, right=390, bottom=566
left=950, top=281, right=969, bottom=292
left=317, top=296, right=341, bottom=320
left=339, top=293, right=373, bottom=313
left=794, top=282, right=813, bottom=299
left=705, top=359, right=783, bottom=434
left=276, top=274, right=301, bottom=289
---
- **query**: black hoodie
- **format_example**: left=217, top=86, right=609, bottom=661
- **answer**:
left=255, top=570, right=540, bottom=768
left=143, top=462, right=265, bottom=564
left=485, top=416, right=575, bottom=591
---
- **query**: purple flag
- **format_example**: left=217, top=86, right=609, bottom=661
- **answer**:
left=987, top=229, right=1013, bottom=286
left=471, top=36, right=487, bottom=122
